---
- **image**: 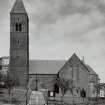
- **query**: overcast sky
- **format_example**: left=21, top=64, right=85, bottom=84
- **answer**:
left=0, top=0, right=105, bottom=82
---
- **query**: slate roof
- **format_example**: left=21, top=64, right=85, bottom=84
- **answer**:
left=29, top=53, right=98, bottom=75
left=29, top=60, right=66, bottom=74
left=11, top=0, right=27, bottom=13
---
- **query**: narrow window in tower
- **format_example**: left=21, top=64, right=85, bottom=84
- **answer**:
left=19, top=23, right=22, bottom=31
left=16, top=23, right=19, bottom=31
left=17, top=40, right=20, bottom=46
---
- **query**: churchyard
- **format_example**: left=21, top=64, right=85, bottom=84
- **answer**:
left=0, top=88, right=105, bottom=105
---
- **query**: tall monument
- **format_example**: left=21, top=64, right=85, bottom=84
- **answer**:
left=10, top=0, right=29, bottom=88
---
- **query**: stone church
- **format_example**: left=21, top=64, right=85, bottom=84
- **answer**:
left=9, top=0, right=100, bottom=100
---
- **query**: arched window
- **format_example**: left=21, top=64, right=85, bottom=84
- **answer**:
left=19, top=23, right=22, bottom=31
left=18, top=40, right=19, bottom=44
left=16, top=23, right=19, bottom=31
left=15, top=22, right=22, bottom=32
left=17, top=40, right=21, bottom=46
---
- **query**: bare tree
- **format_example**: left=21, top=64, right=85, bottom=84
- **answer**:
left=56, top=78, right=73, bottom=99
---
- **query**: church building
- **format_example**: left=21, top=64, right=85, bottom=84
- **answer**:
left=8, top=0, right=100, bottom=103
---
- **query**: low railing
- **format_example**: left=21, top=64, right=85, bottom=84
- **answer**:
left=47, top=97, right=105, bottom=105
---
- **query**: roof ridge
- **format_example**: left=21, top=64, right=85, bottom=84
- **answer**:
left=29, top=59, right=67, bottom=61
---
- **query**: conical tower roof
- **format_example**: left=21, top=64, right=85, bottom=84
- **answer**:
left=11, top=0, right=27, bottom=14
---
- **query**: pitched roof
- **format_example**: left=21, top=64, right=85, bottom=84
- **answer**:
left=29, top=54, right=97, bottom=75
left=86, top=65, right=97, bottom=75
left=59, top=53, right=90, bottom=73
left=71, top=53, right=97, bottom=75
left=29, top=60, right=66, bottom=74
left=11, top=0, right=27, bottom=13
